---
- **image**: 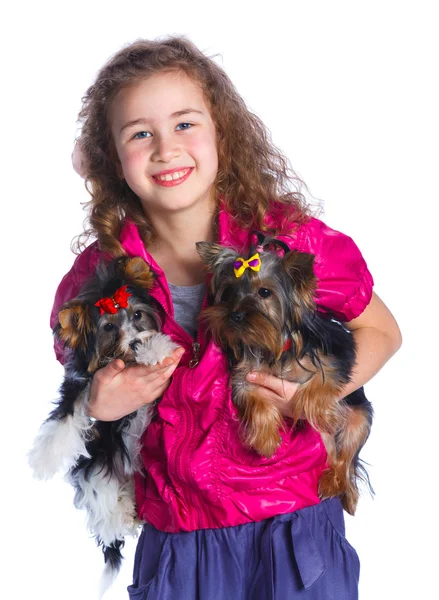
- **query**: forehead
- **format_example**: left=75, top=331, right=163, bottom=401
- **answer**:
left=109, top=71, right=210, bottom=132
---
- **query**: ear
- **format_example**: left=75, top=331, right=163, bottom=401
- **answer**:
left=196, top=242, right=223, bottom=265
left=282, top=251, right=316, bottom=289
left=282, top=251, right=317, bottom=316
left=118, top=257, right=155, bottom=290
left=56, top=302, right=94, bottom=350
left=196, top=242, right=236, bottom=271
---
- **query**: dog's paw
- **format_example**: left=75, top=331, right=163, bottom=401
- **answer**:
left=242, top=393, right=283, bottom=458
left=135, top=332, right=179, bottom=366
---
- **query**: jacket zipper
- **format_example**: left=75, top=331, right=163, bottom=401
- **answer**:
left=189, top=342, right=200, bottom=368
left=149, top=283, right=209, bottom=529
left=150, top=283, right=208, bottom=367
left=172, top=369, right=203, bottom=529
left=174, top=291, right=211, bottom=528
left=188, top=290, right=209, bottom=368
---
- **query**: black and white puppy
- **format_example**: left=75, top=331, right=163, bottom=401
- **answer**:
left=28, top=256, right=177, bottom=596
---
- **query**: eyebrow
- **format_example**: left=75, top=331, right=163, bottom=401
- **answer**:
left=120, top=109, right=204, bottom=134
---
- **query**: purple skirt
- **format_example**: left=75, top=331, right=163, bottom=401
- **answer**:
left=127, top=497, right=360, bottom=600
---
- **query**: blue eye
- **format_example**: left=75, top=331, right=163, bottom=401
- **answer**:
left=176, top=122, right=192, bottom=131
left=134, top=131, right=151, bottom=139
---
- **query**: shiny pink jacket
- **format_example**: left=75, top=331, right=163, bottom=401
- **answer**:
left=51, top=206, right=373, bottom=532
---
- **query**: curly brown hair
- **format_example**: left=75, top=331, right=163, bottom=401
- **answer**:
left=74, top=35, right=313, bottom=256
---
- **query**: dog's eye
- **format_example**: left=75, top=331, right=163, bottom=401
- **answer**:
left=258, top=288, right=272, bottom=298
left=104, top=323, right=116, bottom=332
left=133, top=311, right=142, bottom=321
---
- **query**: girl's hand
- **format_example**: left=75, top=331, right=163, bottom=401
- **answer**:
left=88, top=347, right=185, bottom=421
left=246, top=372, right=300, bottom=419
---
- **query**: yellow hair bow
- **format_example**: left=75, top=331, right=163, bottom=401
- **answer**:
left=233, top=253, right=261, bottom=278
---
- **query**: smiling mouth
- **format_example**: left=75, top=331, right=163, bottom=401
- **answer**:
left=152, top=168, right=193, bottom=186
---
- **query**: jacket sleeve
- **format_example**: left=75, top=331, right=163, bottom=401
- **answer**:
left=296, top=217, right=374, bottom=322
left=50, top=243, right=101, bottom=364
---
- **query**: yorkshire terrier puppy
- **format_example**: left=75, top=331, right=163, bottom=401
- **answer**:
left=28, top=256, right=178, bottom=595
left=197, top=236, right=373, bottom=514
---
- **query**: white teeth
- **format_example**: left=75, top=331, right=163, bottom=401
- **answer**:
left=155, top=169, right=190, bottom=182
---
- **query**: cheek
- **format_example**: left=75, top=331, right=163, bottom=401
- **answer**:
left=190, top=133, right=218, bottom=171
left=119, top=147, right=146, bottom=178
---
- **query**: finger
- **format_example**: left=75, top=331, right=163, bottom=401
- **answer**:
left=124, top=348, right=185, bottom=379
left=142, top=349, right=184, bottom=375
left=141, top=347, right=185, bottom=371
left=159, top=347, right=185, bottom=368
left=97, top=359, right=125, bottom=383
left=249, top=385, right=281, bottom=403
left=245, top=385, right=295, bottom=419
left=246, top=371, right=284, bottom=395
left=152, top=361, right=179, bottom=387
left=247, top=371, right=299, bottom=401
left=130, top=356, right=182, bottom=394
left=245, top=379, right=287, bottom=405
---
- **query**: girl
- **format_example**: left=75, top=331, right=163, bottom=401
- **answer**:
left=52, top=36, right=402, bottom=599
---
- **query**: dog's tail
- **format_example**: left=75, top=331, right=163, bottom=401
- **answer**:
left=98, top=540, right=124, bottom=599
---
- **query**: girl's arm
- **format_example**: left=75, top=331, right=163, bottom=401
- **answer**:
left=335, top=291, right=402, bottom=396
left=245, top=292, right=402, bottom=411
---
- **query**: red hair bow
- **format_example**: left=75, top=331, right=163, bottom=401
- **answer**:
left=95, top=285, right=131, bottom=315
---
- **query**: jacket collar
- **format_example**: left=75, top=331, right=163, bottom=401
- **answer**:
left=118, top=202, right=300, bottom=315
left=119, top=200, right=300, bottom=267
left=118, top=221, right=172, bottom=313
left=119, top=201, right=254, bottom=264
left=118, top=203, right=253, bottom=315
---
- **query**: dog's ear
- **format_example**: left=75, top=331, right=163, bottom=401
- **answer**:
left=282, top=251, right=316, bottom=306
left=282, top=251, right=315, bottom=281
left=196, top=242, right=223, bottom=267
left=55, top=302, right=95, bottom=351
left=196, top=242, right=237, bottom=271
left=118, top=257, right=155, bottom=290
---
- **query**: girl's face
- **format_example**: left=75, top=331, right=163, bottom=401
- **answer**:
left=110, top=71, right=218, bottom=216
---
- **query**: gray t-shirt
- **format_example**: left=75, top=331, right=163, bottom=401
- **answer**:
left=168, top=282, right=206, bottom=339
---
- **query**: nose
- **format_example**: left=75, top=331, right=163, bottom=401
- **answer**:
left=151, top=134, right=180, bottom=162
left=129, top=339, right=141, bottom=352
left=230, top=312, right=245, bottom=323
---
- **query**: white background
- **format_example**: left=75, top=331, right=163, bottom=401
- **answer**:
left=2, top=1, right=437, bottom=598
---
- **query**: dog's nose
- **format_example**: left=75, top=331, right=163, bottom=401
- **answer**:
left=129, top=339, right=141, bottom=352
left=230, top=312, right=245, bottom=323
